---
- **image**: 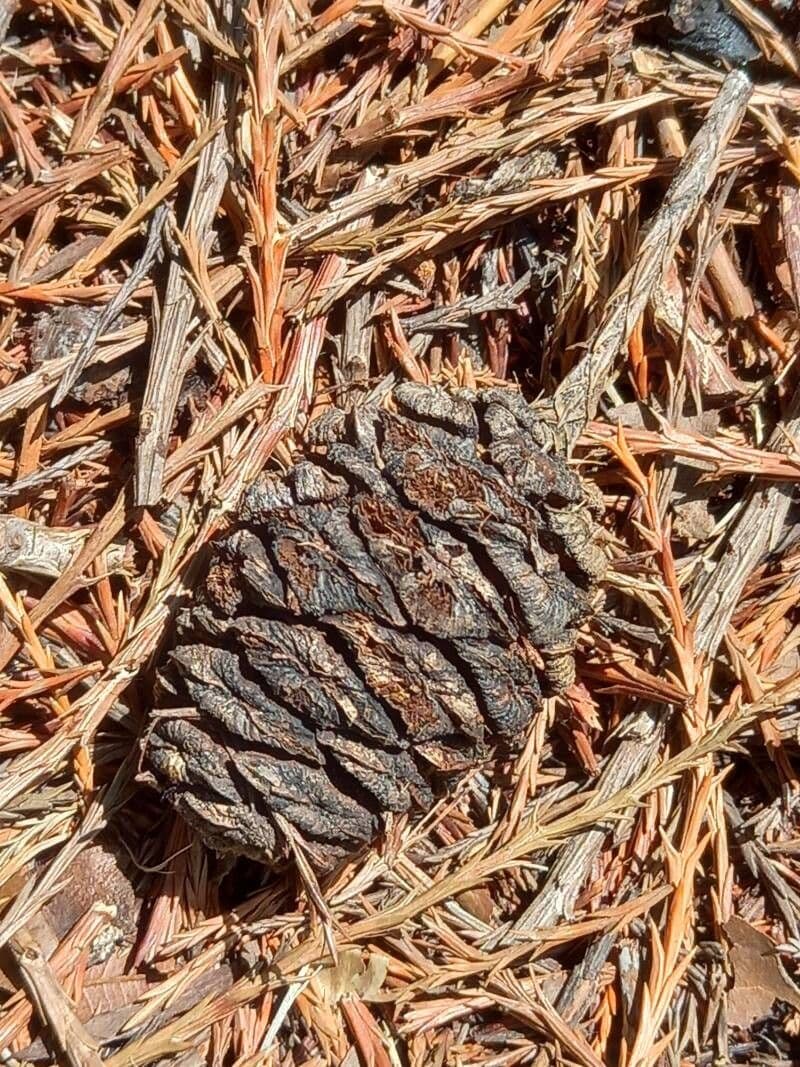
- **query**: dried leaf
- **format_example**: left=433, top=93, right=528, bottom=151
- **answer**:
left=312, top=949, right=389, bottom=1003
left=725, top=915, right=800, bottom=1027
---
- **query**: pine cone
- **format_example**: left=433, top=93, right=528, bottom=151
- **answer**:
left=142, top=385, right=604, bottom=871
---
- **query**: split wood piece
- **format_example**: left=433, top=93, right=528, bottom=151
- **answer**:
left=0, top=516, right=127, bottom=581
left=134, top=0, right=243, bottom=506
left=509, top=708, right=665, bottom=936
left=534, top=69, right=753, bottom=455
left=780, top=183, right=800, bottom=313
left=555, top=928, right=619, bottom=1022
left=335, top=167, right=382, bottom=396
left=510, top=69, right=754, bottom=937
left=650, top=263, right=747, bottom=406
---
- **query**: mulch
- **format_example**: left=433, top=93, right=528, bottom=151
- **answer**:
left=1, top=0, right=800, bottom=1064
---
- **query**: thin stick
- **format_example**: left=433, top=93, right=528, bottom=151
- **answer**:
left=134, top=0, right=244, bottom=506
left=540, top=68, right=753, bottom=454
left=9, top=926, right=104, bottom=1067
left=52, top=205, right=170, bottom=405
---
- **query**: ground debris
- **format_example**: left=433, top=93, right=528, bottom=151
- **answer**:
left=1, top=0, right=800, bottom=1063
left=668, top=0, right=760, bottom=66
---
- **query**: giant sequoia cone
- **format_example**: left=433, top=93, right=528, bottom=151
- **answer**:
left=143, top=385, right=605, bottom=871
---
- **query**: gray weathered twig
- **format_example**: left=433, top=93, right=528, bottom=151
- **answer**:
left=9, top=925, right=104, bottom=1067
left=52, top=205, right=170, bottom=406
left=134, top=0, right=244, bottom=506
left=0, top=515, right=126, bottom=580
left=402, top=271, right=533, bottom=333
left=0, top=441, right=111, bottom=501
left=536, top=69, right=753, bottom=455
